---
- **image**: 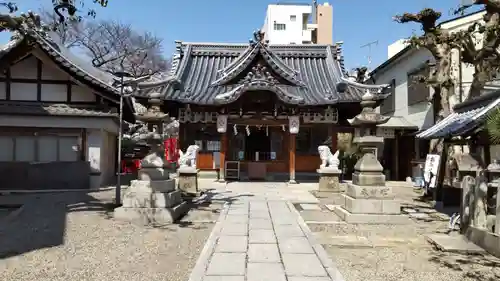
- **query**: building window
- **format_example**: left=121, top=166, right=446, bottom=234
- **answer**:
left=0, top=135, right=79, bottom=162
left=290, top=15, right=296, bottom=21
left=380, top=79, right=396, bottom=114
left=296, top=127, right=329, bottom=155
left=183, top=124, right=220, bottom=153
left=407, top=65, right=430, bottom=106
left=273, top=23, right=286, bottom=31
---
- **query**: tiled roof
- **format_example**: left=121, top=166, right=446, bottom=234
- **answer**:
left=416, top=90, right=500, bottom=139
left=0, top=21, right=136, bottom=121
left=135, top=35, right=391, bottom=106
left=0, top=101, right=118, bottom=117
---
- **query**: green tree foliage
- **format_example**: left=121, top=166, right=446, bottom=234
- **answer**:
left=486, top=107, right=500, bottom=144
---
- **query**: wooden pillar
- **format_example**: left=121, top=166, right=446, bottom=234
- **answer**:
left=289, top=132, right=296, bottom=184
left=219, top=132, right=227, bottom=182
left=80, top=128, right=87, bottom=161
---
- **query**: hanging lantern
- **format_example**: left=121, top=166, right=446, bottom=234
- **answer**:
left=245, top=125, right=250, bottom=136
left=233, top=124, right=238, bottom=136
left=288, top=116, right=300, bottom=134
left=217, top=114, right=228, bottom=133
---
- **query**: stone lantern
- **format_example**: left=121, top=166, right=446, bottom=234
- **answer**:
left=333, top=90, right=408, bottom=224
left=114, top=93, right=188, bottom=225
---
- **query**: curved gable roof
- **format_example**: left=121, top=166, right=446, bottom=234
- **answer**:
left=135, top=33, right=390, bottom=106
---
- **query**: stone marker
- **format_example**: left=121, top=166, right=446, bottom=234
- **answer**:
left=178, top=166, right=200, bottom=195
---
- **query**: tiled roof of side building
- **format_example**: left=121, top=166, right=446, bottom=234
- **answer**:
left=0, top=101, right=118, bottom=117
left=135, top=32, right=391, bottom=106
left=0, top=18, right=136, bottom=121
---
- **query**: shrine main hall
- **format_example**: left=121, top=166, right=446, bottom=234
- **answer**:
left=133, top=31, right=391, bottom=182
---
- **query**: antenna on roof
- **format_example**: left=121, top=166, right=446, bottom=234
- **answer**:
left=360, top=40, right=378, bottom=69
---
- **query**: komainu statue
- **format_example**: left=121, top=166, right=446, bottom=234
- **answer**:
left=318, top=145, right=340, bottom=170
left=178, top=145, right=200, bottom=169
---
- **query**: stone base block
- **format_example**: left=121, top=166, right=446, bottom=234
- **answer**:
left=317, top=168, right=342, bottom=192
left=342, top=194, right=400, bottom=214
left=333, top=206, right=410, bottom=224
left=346, top=183, right=394, bottom=199
left=129, top=179, right=175, bottom=193
left=122, top=190, right=183, bottom=208
left=114, top=201, right=189, bottom=225
left=352, top=172, right=386, bottom=186
left=138, top=167, right=170, bottom=181
left=466, top=226, right=500, bottom=258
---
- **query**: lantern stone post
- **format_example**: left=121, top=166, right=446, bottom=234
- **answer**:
left=333, top=90, right=409, bottom=224
left=114, top=93, right=188, bottom=225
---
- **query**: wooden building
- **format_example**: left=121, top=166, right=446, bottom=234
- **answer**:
left=135, top=31, right=391, bottom=182
left=0, top=28, right=135, bottom=190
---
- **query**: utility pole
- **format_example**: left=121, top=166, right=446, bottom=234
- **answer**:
left=360, top=40, right=378, bottom=69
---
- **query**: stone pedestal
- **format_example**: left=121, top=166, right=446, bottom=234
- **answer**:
left=333, top=153, right=409, bottom=224
left=178, top=167, right=199, bottom=196
left=317, top=168, right=342, bottom=192
left=114, top=167, right=188, bottom=225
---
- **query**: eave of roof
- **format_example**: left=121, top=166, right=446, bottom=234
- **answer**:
left=416, top=89, right=500, bottom=139
left=0, top=29, right=136, bottom=122
left=0, top=101, right=118, bottom=118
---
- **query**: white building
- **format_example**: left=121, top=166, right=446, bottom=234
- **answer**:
left=261, top=2, right=333, bottom=45
left=0, top=28, right=136, bottom=190
left=368, top=10, right=488, bottom=180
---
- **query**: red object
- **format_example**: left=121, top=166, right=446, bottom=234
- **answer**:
left=164, top=138, right=179, bottom=164
left=121, top=159, right=141, bottom=174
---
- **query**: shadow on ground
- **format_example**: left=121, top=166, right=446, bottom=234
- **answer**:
left=0, top=186, right=253, bottom=259
left=429, top=252, right=500, bottom=281
left=0, top=191, right=113, bottom=260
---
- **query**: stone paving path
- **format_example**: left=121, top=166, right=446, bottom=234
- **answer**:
left=188, top=198, right=344, bottom=281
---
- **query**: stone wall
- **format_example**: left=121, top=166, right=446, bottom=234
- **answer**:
left=0, top=161, right=90, bottom=190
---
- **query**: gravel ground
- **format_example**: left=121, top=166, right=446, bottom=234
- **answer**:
left=303, top=184, right=500, bottom=281
left=0, top=190, right=223, bottom=281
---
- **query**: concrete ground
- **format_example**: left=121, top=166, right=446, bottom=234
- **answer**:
left=3, top=180, right=500, bottom=281
left=300, top=183, right=500, bottom=281
left=187, top=181, right=343, bottom=281
left=0, top=188, right=224, bottom=281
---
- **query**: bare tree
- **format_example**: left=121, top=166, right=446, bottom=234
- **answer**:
left=1, top=1, right=107, bottom=22
left=38, top=10, right=170, bottom=77
left=394, top=2, right=500, bottom=152
left=38, top=8, right=80, bottom=48
left=454, top=0, right=500, bottom=99
left=394, top=9, right=454, bottom=153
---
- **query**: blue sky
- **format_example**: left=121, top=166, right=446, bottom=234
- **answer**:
left=0, top=0, right=482, bottom=70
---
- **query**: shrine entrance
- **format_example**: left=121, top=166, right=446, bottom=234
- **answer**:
left=245, top=128, right=271, bottom=161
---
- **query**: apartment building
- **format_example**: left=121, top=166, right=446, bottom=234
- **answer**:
left=261, top=1, right=333, bottom=44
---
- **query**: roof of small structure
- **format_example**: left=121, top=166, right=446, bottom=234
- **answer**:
left=135, top=31, right=391, bottom=106
left=416, top=90, right=500, bottom=139
left=0, top=13, right=136, bottom=119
